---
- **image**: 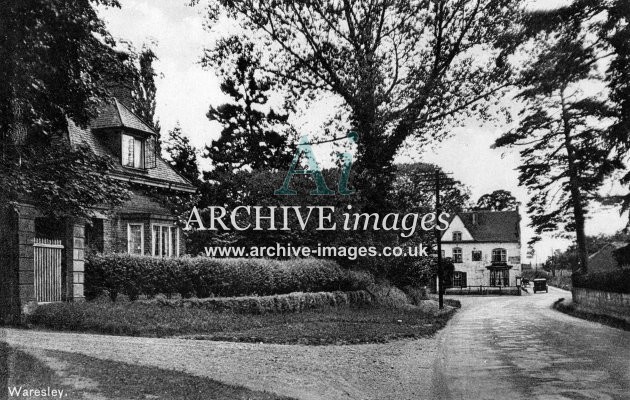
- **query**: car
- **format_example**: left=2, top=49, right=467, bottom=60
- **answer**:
left=533, top=278, right=548, bottom=293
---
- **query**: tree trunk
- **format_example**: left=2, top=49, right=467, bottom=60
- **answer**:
left=560, top=89, right=589, bottom=274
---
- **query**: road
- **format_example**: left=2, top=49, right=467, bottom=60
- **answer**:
left=1, top=287, right=629, bottom=400
left=433, top=287, right=630, bottom=400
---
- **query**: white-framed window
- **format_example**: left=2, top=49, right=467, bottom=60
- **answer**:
left=453, top=247, right=463, bottom=263
left=127, top=223, right=144, bottom=255
left=152, top=224, right=179, bottom=257
left=452, top=231, right=462, bottom=241
left=122, top=134, right=144, bottom=168
left=492, top=248, right=507, bottom=263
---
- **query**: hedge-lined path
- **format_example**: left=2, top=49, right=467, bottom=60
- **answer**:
left=0, top=327, right=438, bottom=400
left=4, top=288, right=628, bottom=399
left=433, top=287, right=630, bottom=400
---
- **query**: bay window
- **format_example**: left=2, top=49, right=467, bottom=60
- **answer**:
left=152, top=225, right=179, bottom=257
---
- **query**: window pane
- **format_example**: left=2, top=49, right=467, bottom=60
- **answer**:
left=153, top=226, right=160, bottom=256
left=122, top=135, right=134, bottom=167
left=134, top=138, right=143, bottom=168
left=128, top=225, right=142, bottom=255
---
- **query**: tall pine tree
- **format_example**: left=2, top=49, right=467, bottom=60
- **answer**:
left=205, top=39, right=294, bottom=175
left=495, top=32, right=622, bottom=274
left=164, top=123, right=200, bottom=186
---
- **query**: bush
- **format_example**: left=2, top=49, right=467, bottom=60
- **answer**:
left=85, top=254, right=374, bottom=301
left=143, top=290, right=372, bottom=314
left=521, top=269, right=551, bottom=280
left=573, top=269, right=630, bottom=294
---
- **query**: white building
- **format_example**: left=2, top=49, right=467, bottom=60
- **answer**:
left=440, top=210, right=522, bottom=288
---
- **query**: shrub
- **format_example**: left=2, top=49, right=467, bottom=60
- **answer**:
left=85, top=254, right=374, bottom=301
left=573, top=269, right=630, bottom=294
left=521, top=269, right=551, bottom=280
left=144, top=290, right=372, bottom=314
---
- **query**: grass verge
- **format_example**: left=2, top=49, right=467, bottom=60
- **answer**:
left=552, top=298, right=629, bottom=331
left=27, top=300, right=455, bottom=345
left=0, top=342, right=292, bottom=400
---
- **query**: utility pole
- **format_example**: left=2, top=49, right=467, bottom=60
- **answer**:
left=435, top=169, right=444, bottom=310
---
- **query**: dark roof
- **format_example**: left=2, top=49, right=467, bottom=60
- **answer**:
left=445, top=210, right=520, bottom=243
left=91, top=99, right=156, bottom=136
left=67, top=103, right=195, bottom=193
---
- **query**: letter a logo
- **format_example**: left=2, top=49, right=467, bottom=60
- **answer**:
left=275, top=135, right=334, bottom=195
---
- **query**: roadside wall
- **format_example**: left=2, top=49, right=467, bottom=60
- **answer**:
left=572, top=287, right=630, bottom=324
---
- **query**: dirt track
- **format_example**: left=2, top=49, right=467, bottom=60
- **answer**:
left=1, top=328, right=438, bottom=400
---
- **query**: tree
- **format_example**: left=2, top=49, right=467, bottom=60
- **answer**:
left=129, top=43, right=161, bottom=136
left=0, top=0, right=131, bottom=218
left=198, top=0, right=518, bottom=208
left=510, top=1, right=630, bottom=227
left=204, top=38, right=295, bottom=175
left=494, top=30, right=623, bottom=274
left=476, top=190, right=518, bottom=211
left=164, top=123, right=201, bottom=187
left=389, top=163, right=471, bottom=218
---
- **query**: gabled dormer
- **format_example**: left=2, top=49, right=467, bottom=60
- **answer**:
left=91, top=98, right=158, bottom=171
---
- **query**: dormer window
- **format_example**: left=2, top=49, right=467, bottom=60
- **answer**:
left=121, top=133, right=157, bottom=169
left=122, top=134, right=144, bottom=168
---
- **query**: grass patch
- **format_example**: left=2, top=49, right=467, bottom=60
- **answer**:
left=0, top=342, right=74, bottom=397
left=553, top=298, right=629, bottom=331
left=27, top=300, right=455, bottom=345
left=0, top=342, right=292, bottom=400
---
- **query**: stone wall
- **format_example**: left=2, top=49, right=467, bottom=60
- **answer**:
left=0, top=208, right=19, bottom=324
left=572, top=287, right=630, bottom=324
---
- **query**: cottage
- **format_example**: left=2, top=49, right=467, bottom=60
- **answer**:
left=440, top=210, right=522, bottom=289
left=0, top=94, right=195, bottom=323
left=588, top=242, right=628, bottom=273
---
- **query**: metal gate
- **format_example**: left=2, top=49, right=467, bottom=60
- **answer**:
left=33, top=238, right=63, bottom=302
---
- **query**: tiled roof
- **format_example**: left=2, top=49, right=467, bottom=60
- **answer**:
left=448, top=210, right=520, bottom=242
left=67, top=105, right=195, bottom=192
left=91, top=99, right=156, bottom=135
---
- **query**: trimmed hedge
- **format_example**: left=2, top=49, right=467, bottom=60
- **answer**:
left=85, top=254, right=374, bottom=301
left=573, top=269, right=630, bottom=294
left=144, top=290, right=372, bottom=314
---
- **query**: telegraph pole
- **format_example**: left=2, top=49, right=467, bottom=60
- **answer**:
left=435, top=169, right=444, bottom=309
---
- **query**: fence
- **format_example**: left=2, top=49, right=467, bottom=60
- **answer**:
left=444, top=285, right=521, bottom=296
left=33, top=238, right=63, bottom=302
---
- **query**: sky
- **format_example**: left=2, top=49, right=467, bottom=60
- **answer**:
left=97, top=0, right=628, bottom=260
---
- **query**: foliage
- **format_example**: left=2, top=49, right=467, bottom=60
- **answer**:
left=199, top=0, right=518, bottom=208
left=475, top=190, right=518, bottom=211
left=495, top=22, right=623, bottom=272
left=28, top=301, right=455, bottom=343
left=164, top=124, right=201, bottom=186
left=545, top=231, right=630, bottom=271
left=128, top=43, right=161, bottom=136
left=0, top=0, right=124, bottom=142
left=85, top=253, right=373, bottom=301
left=0, top=0, right=131, bottom=218
left=0, top=142, right=129, bottom=219
left=573, top=269, right=630, bottom=294
left=389, top=163, right=471, bottom=217
left=204, top=37, right=295, bottom=174
left=145, top=290, right=372, bottom=314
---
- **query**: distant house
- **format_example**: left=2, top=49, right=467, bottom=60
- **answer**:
left=440, top=210, right=522, bottom=288
left=589, top=242, right=629, bottom=272
left=0, top=90, right=195, bottom=323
